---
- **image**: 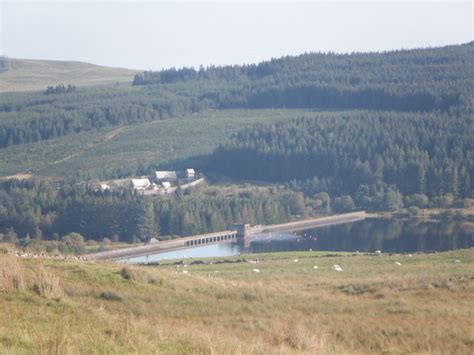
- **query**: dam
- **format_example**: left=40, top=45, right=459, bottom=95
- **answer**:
left=85, top=211, right=372, bottom=261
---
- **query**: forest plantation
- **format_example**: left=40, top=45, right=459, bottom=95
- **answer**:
left=0, top=42, right=472, bottom=249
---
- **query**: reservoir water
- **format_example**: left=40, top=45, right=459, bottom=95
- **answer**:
left=127, top=218, right=473, bottom=263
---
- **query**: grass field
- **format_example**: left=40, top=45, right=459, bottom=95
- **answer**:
left=0, top=109, right=320, bottom=179
left=0, top=58, right=138, bottom=93
left=0, top=249, right=472, bottom=353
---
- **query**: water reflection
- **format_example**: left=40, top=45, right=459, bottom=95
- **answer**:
left=127, top=218, right=473, bottom=263
left=310, top=218, right=473, bottom=253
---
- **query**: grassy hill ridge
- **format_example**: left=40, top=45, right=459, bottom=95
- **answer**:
left=0, top=57, right=139, bottom=93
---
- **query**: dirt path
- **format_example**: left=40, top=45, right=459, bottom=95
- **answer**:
left=0, top=173, right=33, bottom=180
left=48, top=126, right=127, bottom=166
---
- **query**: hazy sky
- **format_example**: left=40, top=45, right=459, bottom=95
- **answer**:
left=1, top=1, right=472, bottom=70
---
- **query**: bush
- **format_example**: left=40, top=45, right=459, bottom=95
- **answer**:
left=119, top=267, right=134, bottom=280
left=4, top=229, right=18, bottom=244
left=99, top=291, right=122, bottom=301
left=405, top=194, right=429, bottom=208
left=408, top=206, right=420, bottom=216
left=61, top=232, right=85, bottom=254
left=333, top=195, right=355, bottom=213
left=462, top=198, right=474, bottom=208
left=432, top=194, right=454, bottom=208
left=382, top=188, right=404, bottom=211
left=119, top=266, right=157, bottom=284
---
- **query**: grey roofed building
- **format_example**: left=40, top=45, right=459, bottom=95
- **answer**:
left=155, top=171, right=177, bottom=180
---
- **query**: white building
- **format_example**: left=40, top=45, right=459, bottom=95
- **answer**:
left=155, top=171, right=177, bottom=181
left=185, top=168, right=196, bottom=179
left=161, top=181, right=171, bottom=189
left=130, top=178, right=151, bottom=190
left=99, top=183, right=110, bottom=191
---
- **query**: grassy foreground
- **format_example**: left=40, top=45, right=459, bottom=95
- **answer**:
left=0, top=249, right=473, bottom=354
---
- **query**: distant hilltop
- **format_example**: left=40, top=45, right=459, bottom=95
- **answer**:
left=0, top=57, right=139, bottom=93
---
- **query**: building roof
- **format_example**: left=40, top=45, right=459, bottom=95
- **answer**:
left=130, top=178, right=151, bottom=189
left=155, top=171, right=177, bottom=180
left=186, top=168, right=195, bottom=175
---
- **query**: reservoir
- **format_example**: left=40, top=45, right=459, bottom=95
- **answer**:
left=127, top=218, right=474, bottom=263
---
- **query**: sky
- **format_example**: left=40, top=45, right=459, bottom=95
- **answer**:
left=1, top=1, right=472, bottom=70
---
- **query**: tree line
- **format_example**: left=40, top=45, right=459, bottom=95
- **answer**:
left=133, top=42, right=473, bottom=112
left=0, top=180, right=321, bottom=244
left=45, top=84, right=77, bottom=95
left=0, top=86, right=206, bottom=148
left=0, top=42, right=472, bottom=149
left=210, top=110, right=473, bottom=210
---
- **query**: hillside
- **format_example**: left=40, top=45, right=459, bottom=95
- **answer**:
left=0, top=43, right=471, bottom=152
left=0, top=109, right=318, bottom=179
left=211, top=110, right=473, bottom=202
left=0, top=44, right=472, bottom=242
left=0, top=250, right=472, bottom=353
left=0, top=57, right=139, bottom=93
left=133, top=42, right=474, bottom=111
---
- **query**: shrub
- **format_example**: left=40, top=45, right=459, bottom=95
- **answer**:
left=408, top=206, right=420, bottom=216
left=119, top=266, right=157, bottom=284
left=119, top=267, right=134, bottom=280
left=405, top=193, right=429, bottom=208
left=462, top=198, right=474, bottom=208
left=432, top=194, right=454, bottom=208
left=4, top=229, right=18, bottom=244
left=61, top=232, right=85, bottom=254
left=339, top=284, right=377, bottom=296
left=333, top=195, right=355, bottom=212
left=99, top=291, right=122, bottom=301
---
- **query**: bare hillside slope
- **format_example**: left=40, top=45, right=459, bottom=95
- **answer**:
left=0, top=57, right=139, bottom=92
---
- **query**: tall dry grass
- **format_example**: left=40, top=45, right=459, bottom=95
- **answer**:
left=0, top=255, right=63, bottom=299
left=0, top=250, right=472, bottom=353
left=31, top=266, right=63, bottom=299
left=34, top=323, right=72, bottom=355
left=0, top=255, right=25, bottom=292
